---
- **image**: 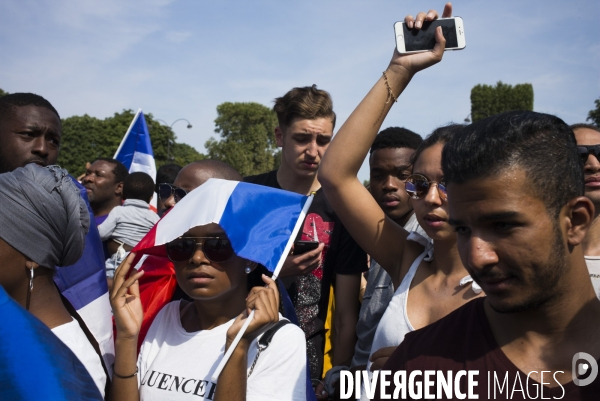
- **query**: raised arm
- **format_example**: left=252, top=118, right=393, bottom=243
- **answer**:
left=109, top=253, right=145, bottom=401
left=319, top=3, right=451, bottom=280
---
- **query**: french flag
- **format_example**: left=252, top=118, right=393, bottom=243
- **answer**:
left=133, top=178, right=312, bottom=276
left=54, top=177, right=114, bottom=377
left=113, top=109, right=157, bottom=210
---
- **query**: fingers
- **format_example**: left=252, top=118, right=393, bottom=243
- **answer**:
left=442, top=2, right=453, bottom=18
left=404, top=15, right=414, bottom=29
left=262, top=274, right=280, bottom=308
left=112, top=270, right=144, bottom=302
left=111, top=252, right=136, bottom=298
left=432, top=25, right=447, bottom=58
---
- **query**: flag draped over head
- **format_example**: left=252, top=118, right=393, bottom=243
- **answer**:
left=133, top=178, right=311, bottom=274
left=114, top=109, right=157, bottom=210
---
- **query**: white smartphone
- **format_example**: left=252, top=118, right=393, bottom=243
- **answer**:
left=394, top=17, right=465, bottom=54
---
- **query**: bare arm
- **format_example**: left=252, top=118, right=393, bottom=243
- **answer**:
left=214, top=274, right=280, bottom=401
left=109, top=253, right=144, bottom=401
left=319, top=4, right=451, bottom=281
left=332, top=273, right=361, bottom=367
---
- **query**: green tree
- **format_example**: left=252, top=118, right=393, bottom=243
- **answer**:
left=0, top=88, right=7, bottom=97
left=58, top=110, right=203, bottom=177
left=470, top=81, right=534, bottom=123
left=587, top=97, right=600, bottom=127
left=205, top=102, right=280, bottom=177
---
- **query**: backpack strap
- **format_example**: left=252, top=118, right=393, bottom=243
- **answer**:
left=247, top=319, right=290, bottom=377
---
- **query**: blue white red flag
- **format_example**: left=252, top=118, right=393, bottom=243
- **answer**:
left=133, top=178, right=312, bottom=276
left=54, top=177, right=114, bottom=375
left=113, top=109, right=157, bottom=182
left=0, top=284, right=103, bottom=400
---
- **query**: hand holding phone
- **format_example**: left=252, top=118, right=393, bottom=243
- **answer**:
left=394, top=17, right=465, bottom=54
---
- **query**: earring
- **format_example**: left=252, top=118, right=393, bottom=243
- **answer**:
left=26, top=265, right=34, bottom=311
left=245, top=266, right=251, bottom=274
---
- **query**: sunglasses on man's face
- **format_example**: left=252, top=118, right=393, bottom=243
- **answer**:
left=577, top=145, right=600, bottom=163
left=405, top=174, right=447, bottom=201
left=159, top=183, right=187, bottom=203
left=166, top=236, right=234, bottom=263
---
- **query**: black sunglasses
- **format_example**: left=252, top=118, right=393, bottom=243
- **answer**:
left=405, top=174, right=447, bottom=201
left=159, top=183, right=187, bottom=203
left=166, top=236, right=234, bottom=263
left=577, top=145, right=600, bottom=163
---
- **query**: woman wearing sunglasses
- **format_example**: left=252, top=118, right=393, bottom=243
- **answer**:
left=319, top=2, right=484, bottom=391
left=109, top=222, right=307, bottom=400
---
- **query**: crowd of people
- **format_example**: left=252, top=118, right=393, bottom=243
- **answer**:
left=1, top=3, right=599, bottom=400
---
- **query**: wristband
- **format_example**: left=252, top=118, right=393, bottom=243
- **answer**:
left=113, top=365, right=138, bottom=379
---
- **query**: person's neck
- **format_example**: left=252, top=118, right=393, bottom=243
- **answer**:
left=18, top=272, right=72, bottom=329
left=430, top=237, right=467, bottom=277
left=485, top=255, right=600, bottom=353
left=192, top=290, right=248, bottom=331
left=582, top=212, right=600, bottom=256
left=393, top=210, right=414, bottom=228
left=92, top=198, right=122, bottom=217
left=276, top=164, right=321, bottom=195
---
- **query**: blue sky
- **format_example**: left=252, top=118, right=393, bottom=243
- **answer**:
left=1, top=0, right=599, bottom=182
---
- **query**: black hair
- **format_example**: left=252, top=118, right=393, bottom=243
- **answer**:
left=410, top=123, right=466, bottom=167
left=442, top=111, right=583, bottom=217
left=570, top=123, right=600, bottom=133
left=123, top=172, right=155, bottom=202
left=155, top=163, right=182, bottom=193
left=370, top=127, right=422, bottom=155
left=191, top=160, right=242, bottom=181
left=94, top=158, right=129, bottom=183
left=247, top=264, right=284, bottom=314
left=0, top=92, right=60, bottom=122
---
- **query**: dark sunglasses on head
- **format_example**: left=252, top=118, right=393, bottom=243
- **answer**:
left=405, top=174, right=447, bottom=201
left=159, top=183, right=187, bottom=203
left=166, top=236, right=234, bottom=263
left=577, top=145, right=600, bottom=163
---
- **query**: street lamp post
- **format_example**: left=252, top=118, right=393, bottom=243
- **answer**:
left=156, top=118, right=193, bottom=161
left=464, top=113, right=472, bottom=123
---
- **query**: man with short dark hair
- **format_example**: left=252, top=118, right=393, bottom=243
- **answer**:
left=82, top=158, right=129, bottom=225
left=155, top=163, right=181, bottom=216
left=0, top=93, right=62, bottom=174
left=377, top=111, right=600, bottom=399
left=572, top=123, right=600, bottom=298
left=351, top=127, right=425, bottom=370
left=245, top=85, right=368, bottom=391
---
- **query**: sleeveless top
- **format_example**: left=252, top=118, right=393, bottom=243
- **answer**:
left=359, top=232, right=433, bottom=401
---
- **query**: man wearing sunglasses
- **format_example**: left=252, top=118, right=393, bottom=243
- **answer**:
left=245, top=85, right=368, bottom=397
left=572, top=123, right=600, bottom=298
left=155, top=163, right=181, bottom=217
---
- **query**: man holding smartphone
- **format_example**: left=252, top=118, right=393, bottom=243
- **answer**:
left=245, top=85, right=368, bottom=395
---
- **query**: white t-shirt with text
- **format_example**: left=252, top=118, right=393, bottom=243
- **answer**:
left=137, top=301, right=307, bottom=401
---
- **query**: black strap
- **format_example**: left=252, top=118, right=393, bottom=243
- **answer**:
left=258, top=319, right=290, bottom=348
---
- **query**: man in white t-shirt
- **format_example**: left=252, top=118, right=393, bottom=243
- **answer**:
left=572, top=123, right=600, bottom=298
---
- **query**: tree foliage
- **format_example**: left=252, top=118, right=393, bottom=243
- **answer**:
left=587, top=97, right=600, bottom=128
left=0, top=88, right=7, bottom=97
left=470, top=81, right=534, bottom=123
left=205, top=102, right=280, bottom=177
left=57, top=110, right=203, bottom=177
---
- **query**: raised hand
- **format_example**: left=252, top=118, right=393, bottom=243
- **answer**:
left=389, top=2, right=453, bottom=76
left=110, top=252, right=145, bottom=340
left=226, top=274, right=280, bottom=349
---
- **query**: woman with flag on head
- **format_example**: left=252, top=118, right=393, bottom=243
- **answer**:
left=109, top=170, right=308, bottom=400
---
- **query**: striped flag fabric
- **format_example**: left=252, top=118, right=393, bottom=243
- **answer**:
left=0, top=285, right=103, bottom=400
left=132, top=178, right=311, bottom=276
left=113, top=109, right=157, bottom=210
left=54, top=177, right=114, bottom=376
